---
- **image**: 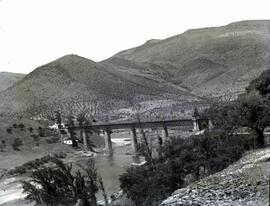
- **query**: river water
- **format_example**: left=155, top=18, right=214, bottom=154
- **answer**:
left=75, top=130, right=145, bottom=201
left=0, top=131, right=144, bottom=205
left=77, top=145, right=143, bottom=197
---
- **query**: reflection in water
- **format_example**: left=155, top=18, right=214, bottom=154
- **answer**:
left=77, top=145, right=144, bottom=198
left=77, top=129, right=145, bottom=199
left=96, top=146, right=143, bottom=196
left=132, top=154, right=141, bottom=163
left=106, top=152, right=115, bottom=167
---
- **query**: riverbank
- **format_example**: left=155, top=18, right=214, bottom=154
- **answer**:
left=0, top=131, right=143, bottom=206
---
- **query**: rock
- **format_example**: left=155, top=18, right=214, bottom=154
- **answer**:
left=172, top=187, right=190, bottom=195
left=75, top=199, right=83, bottom=206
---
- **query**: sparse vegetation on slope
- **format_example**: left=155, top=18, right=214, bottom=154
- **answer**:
left=2, top=20, right=270, bottom=120
left=0, top=72, right=25, bottom=92
left=0, top=55, right=196, bottom=119
left=106, top=20, right=270, bottom=99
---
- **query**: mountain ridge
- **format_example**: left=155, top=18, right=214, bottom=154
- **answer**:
left=0, top=54, right=198, bottom=119
left=0, top=72, right=25, bottom=92
left=1, top=20, right=270, bottom=119
left=105, top=20, right=270, bottom=99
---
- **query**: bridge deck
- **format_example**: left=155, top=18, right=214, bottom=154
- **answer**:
left=72, top=118, right=208, bottom=131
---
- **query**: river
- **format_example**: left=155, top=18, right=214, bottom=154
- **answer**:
left=77, top=131, right=144, bottom=200
left=0, top=132, right=144, bottom=205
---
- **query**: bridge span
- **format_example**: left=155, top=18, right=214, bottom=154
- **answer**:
left=72, top=118, right=212, bottom=154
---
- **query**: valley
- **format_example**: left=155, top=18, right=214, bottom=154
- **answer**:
left=1, top=20, right=270, bottom=206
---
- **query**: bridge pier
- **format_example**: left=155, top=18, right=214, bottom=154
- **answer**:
left=130, top=128, right=139, bottom=153
left=193, top=118, right=200, bottom=132
left=82, top=131, right=89, bottom=152
left=208, top=119, right=213, bottom=130
left=104, top=129, right=113, bottom=154
left=162, top=126, right=169, bottom=140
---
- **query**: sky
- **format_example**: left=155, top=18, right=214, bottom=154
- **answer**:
left=0, top=0, right=270, bottom=74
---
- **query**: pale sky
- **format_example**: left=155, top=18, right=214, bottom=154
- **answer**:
left=0, top=0, right=270, bottom=74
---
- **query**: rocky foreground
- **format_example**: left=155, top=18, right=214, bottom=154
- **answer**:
left=161, top=148, right=270, bottom=206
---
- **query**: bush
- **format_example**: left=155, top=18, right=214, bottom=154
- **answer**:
left=29, top=127, right=33, bottom=133
left=9, top=155, right=53, bottom=175
left=11, top=138, right=23, bottom=151
left=38, top=127, right=45, bottom=137
left=119, top=131, right=254, bottom=206
left=53, top=151, right=67, bottom=159
left=60, top=129, right=67, bottom=134
left=45, top=137, right=60, bottom=144
left=6, top=128, right=12, bottom=134
left=21, top=158, right=102, bottom=206
left=30, top=134, right=39, bottom=142
left=0, top=140, right=6, bottom=152
left=120, top=161, right=178, bottom=206
left=18, top=123, right=25, bottom=129
left=13, top=124, right=17, bottom=128
left=31, top=134, right=40, bottom=147
left=9, top=167, right=26, bottom=175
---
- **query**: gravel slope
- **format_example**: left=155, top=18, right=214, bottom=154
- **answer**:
left=161, top=147, right=270, bottom=206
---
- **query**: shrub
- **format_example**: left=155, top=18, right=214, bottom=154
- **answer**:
left=45, top=137, right=60, bottom=144
left=11, top=138, right=23, bottom=151
left=18, top=123, right=25, bottom=129
left=13, top=124, right=17, bottom=128
left=9, top=167, right=26, bottom=175
left=6, top=128, right=12, bottom=134
left=38, top=127, right=45, bottom=137
left=53, top=151, right=67, bottom=159
left=60, top=129, right=67, bottom=134
left=9, top=155, right=53, bottom=175
left=30, top=134, right=39, bottom=142
left=119, top=131, right=254, bottom=206
left=22, top=158, right=103, bottom=206
left=29, top=127, right=33, bottom=133
left=0, top=140, right=6, bottom=152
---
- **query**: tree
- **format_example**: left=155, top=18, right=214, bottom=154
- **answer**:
left=18, top=123, right=25, bottom=130
left=79, top=159, right=99, bottom=206
left=22, top=158, right=101, bottom=206
left=6, top=128, right=12, bottom=134
left=0, top=140, right=6, bottom=152
left=98, top=176, right=108, bottom=206
left=207, top=69, right=270, bottom=147
left=29, top=127, right=33, bottom=133
left=66, top=114, right=78, bottom=147
left=38, top=127, right=45, bottom=137
left=246, top=69, right=270, bottom=97
left=55, top=111, right=62, bottom=129
left=134, top=111, right=154, bottom=164
left=76, top=113, right=97, bottom=152
left=234, top=94, right=270, bottom=147
left=208, top=94, right=270, bottom=147
left=77, top=113, right=87, bottom=151
left=12, top=138, right=23, bottom=151
left=84, top=119, right=96, bottom=152
left=119, top=132, right=253, bottom=206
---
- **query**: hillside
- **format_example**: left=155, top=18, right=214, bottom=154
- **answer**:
left=161, top=147, right=270, bottom=206
left=0, top=55, right=197, bottom=119
left=0, top=72, right=25, bottom=92
left=1, top=20, right=270, bottom=119
left=105, top=20, right=270, bottom=99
